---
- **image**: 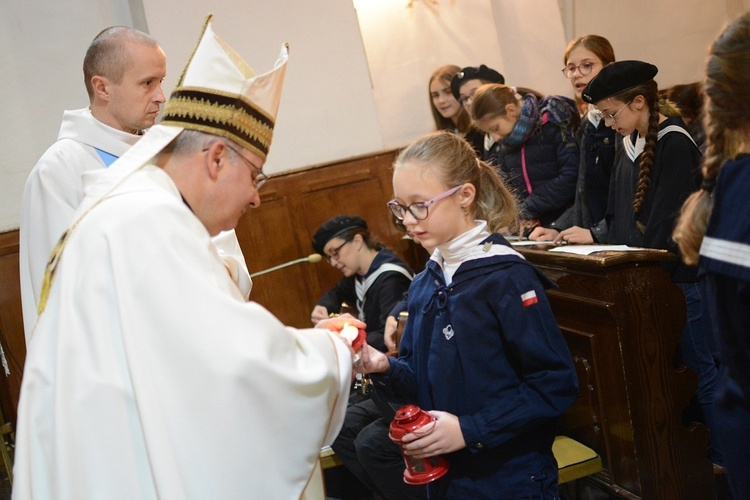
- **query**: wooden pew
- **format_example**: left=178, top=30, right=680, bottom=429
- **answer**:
left=517, top=244, right=713, bottom=499
left=381, top=244, right=713, bottom=498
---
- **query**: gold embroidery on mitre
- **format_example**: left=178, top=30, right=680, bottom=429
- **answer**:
left=162, top=88, right=275, bottom=159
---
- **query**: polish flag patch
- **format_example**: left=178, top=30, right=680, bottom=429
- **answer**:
left=521, top=290, right=538, bottom=307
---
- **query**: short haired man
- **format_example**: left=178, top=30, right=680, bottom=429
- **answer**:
left=12, top=16, right=356, bottom=499
left=19, top=26, right=251, bottom=340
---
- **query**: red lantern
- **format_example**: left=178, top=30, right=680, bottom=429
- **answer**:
left=388, top=404, right=450, bottom=485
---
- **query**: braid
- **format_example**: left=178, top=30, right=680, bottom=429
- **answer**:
left=633, top=85, right=660, bottom=216
left=673, top=11, right=750, bottom=264
left=673, top=116, right=723, bottom=263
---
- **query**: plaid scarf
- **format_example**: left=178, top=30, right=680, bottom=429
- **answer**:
left=504, top=94, right=578, bottom=149
left=504, top=94, right=540, bottom=149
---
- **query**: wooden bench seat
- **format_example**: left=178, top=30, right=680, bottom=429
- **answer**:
left=320, top=435, right=602, bottom=485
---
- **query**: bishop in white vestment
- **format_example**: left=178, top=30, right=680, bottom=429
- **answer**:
left=13, top=17, right=353, bottom=499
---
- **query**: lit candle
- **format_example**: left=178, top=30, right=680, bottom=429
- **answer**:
left=340, top=322, right=359, bottom=343
left=340, top=322, right=365, bottom=351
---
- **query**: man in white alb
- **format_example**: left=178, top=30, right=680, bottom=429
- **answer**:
left=19, top=25, right=251, bottom=340
left=12, top=15, right=357, bottom=500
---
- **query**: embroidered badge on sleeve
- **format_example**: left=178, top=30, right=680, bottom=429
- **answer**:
left=521, top=290, right=538, bottom=307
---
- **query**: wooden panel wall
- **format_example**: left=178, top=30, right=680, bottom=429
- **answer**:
left=0, top=230, right=24, bottom=428
left=236, top=149, right=428, bottom=328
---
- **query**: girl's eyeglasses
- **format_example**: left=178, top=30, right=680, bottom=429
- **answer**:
left=561, top=61, right=600, bottom=79
left=387, top=185, right=462, bottom=221
left=602, top=100, right=632, bottom=125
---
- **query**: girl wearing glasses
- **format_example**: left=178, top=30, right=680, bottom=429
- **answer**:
left=674, top=12, right=750, bottom=492
left=530, top=35, right=617, bottom=242
left=360, top=131, right=578, bottom=497
left=568, top=60, right=724, bottom=471
left=310, top=214, right=414, bottom=353
left=469, top=83, right=580, bottom=234
left=311, top=215, right=418, bottom=499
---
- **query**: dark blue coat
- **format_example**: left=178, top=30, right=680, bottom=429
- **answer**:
left=492, top=122, right=579, bottom=227
left=605, top=117, right=702, bottom=282
left=372, top=234, right=578, bottom=498
left=699, top=154, right=750, bottom=497
left=550, top=112, right=616, bottom=231
left=700, top=154, right=750, bottom=391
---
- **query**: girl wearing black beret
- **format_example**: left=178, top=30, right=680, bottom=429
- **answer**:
left=558, top=60, right=725, bottom=471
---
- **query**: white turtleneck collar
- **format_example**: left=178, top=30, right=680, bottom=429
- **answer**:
left=431, top=221, right=524, bottom=284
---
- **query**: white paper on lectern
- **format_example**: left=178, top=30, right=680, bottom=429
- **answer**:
left=548, top=245, right=642, bottom=255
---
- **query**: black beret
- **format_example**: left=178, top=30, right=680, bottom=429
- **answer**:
left=450, top=65, right=505, bottom=100
left=312, top=215, right=367, bottom=255
left=581, top=60, right=658, bottom=104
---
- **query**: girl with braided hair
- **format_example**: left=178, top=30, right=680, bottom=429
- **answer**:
left=567, top=60, right=724, bottom=470
left=674, top=11, right=750, bottom=495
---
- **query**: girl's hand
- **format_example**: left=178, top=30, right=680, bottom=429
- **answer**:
left=528, top=226, right=560, bottom=241
left=400, top=411, right=466, bottom=459
left=518, top=218, right=541, bottom=238
left=356, top=343, right=390, bottom=374
left=383, top=315, right=399, bottom=351
left=554, top=226, right=594, bottom=245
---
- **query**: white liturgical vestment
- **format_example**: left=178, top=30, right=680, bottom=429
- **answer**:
left=19, top=108, right=252, bottom=340
left=13, top=162, right=351, bottom=499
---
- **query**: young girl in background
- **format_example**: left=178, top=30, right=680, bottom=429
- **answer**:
left=568, top=60, right=723, bottom=470
left=359, top=131, right=578, bottom=498
left=428, top=65, right=473, bottom=136
left=449, top=64, right=506, bottom=158
left=470, top=83, right=580, bottom=231
left=674, top=11, right=750, bottom=495
left=531, top=35, right=617, bottom=242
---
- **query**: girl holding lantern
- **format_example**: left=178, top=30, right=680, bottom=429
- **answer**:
left=358, top=131, right=578, bottom=498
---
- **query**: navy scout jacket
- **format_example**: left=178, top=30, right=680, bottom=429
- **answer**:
left=372, top=234, right=578, bottom=498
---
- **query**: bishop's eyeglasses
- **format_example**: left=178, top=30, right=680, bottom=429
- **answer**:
left=224, top=143, right=268, bottom=188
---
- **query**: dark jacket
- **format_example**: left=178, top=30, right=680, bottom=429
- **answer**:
left=317, top=248, right=412, bottom=351
left=605, top=117, right=702, bottom=282
left=372, top=234, right=578, bottom=498
left=491, top=120, right=579, bottom=227
left=550, top=112, right=616, bottom=231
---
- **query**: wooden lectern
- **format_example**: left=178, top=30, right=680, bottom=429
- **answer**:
left=517, top=244, right=713, bottom=499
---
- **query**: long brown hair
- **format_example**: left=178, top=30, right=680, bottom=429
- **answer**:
left=469, top=84, right=518, bottom=122
left=428, top=65, right=473, bottom=134
left=563, top=35, right=615, bottom=66
left=611, top=81, right=662, bottom=216
left=674, top=12, right=750, bottom=264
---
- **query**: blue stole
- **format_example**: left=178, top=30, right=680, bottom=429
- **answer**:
left=94, top=148, right=118, bottom=167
